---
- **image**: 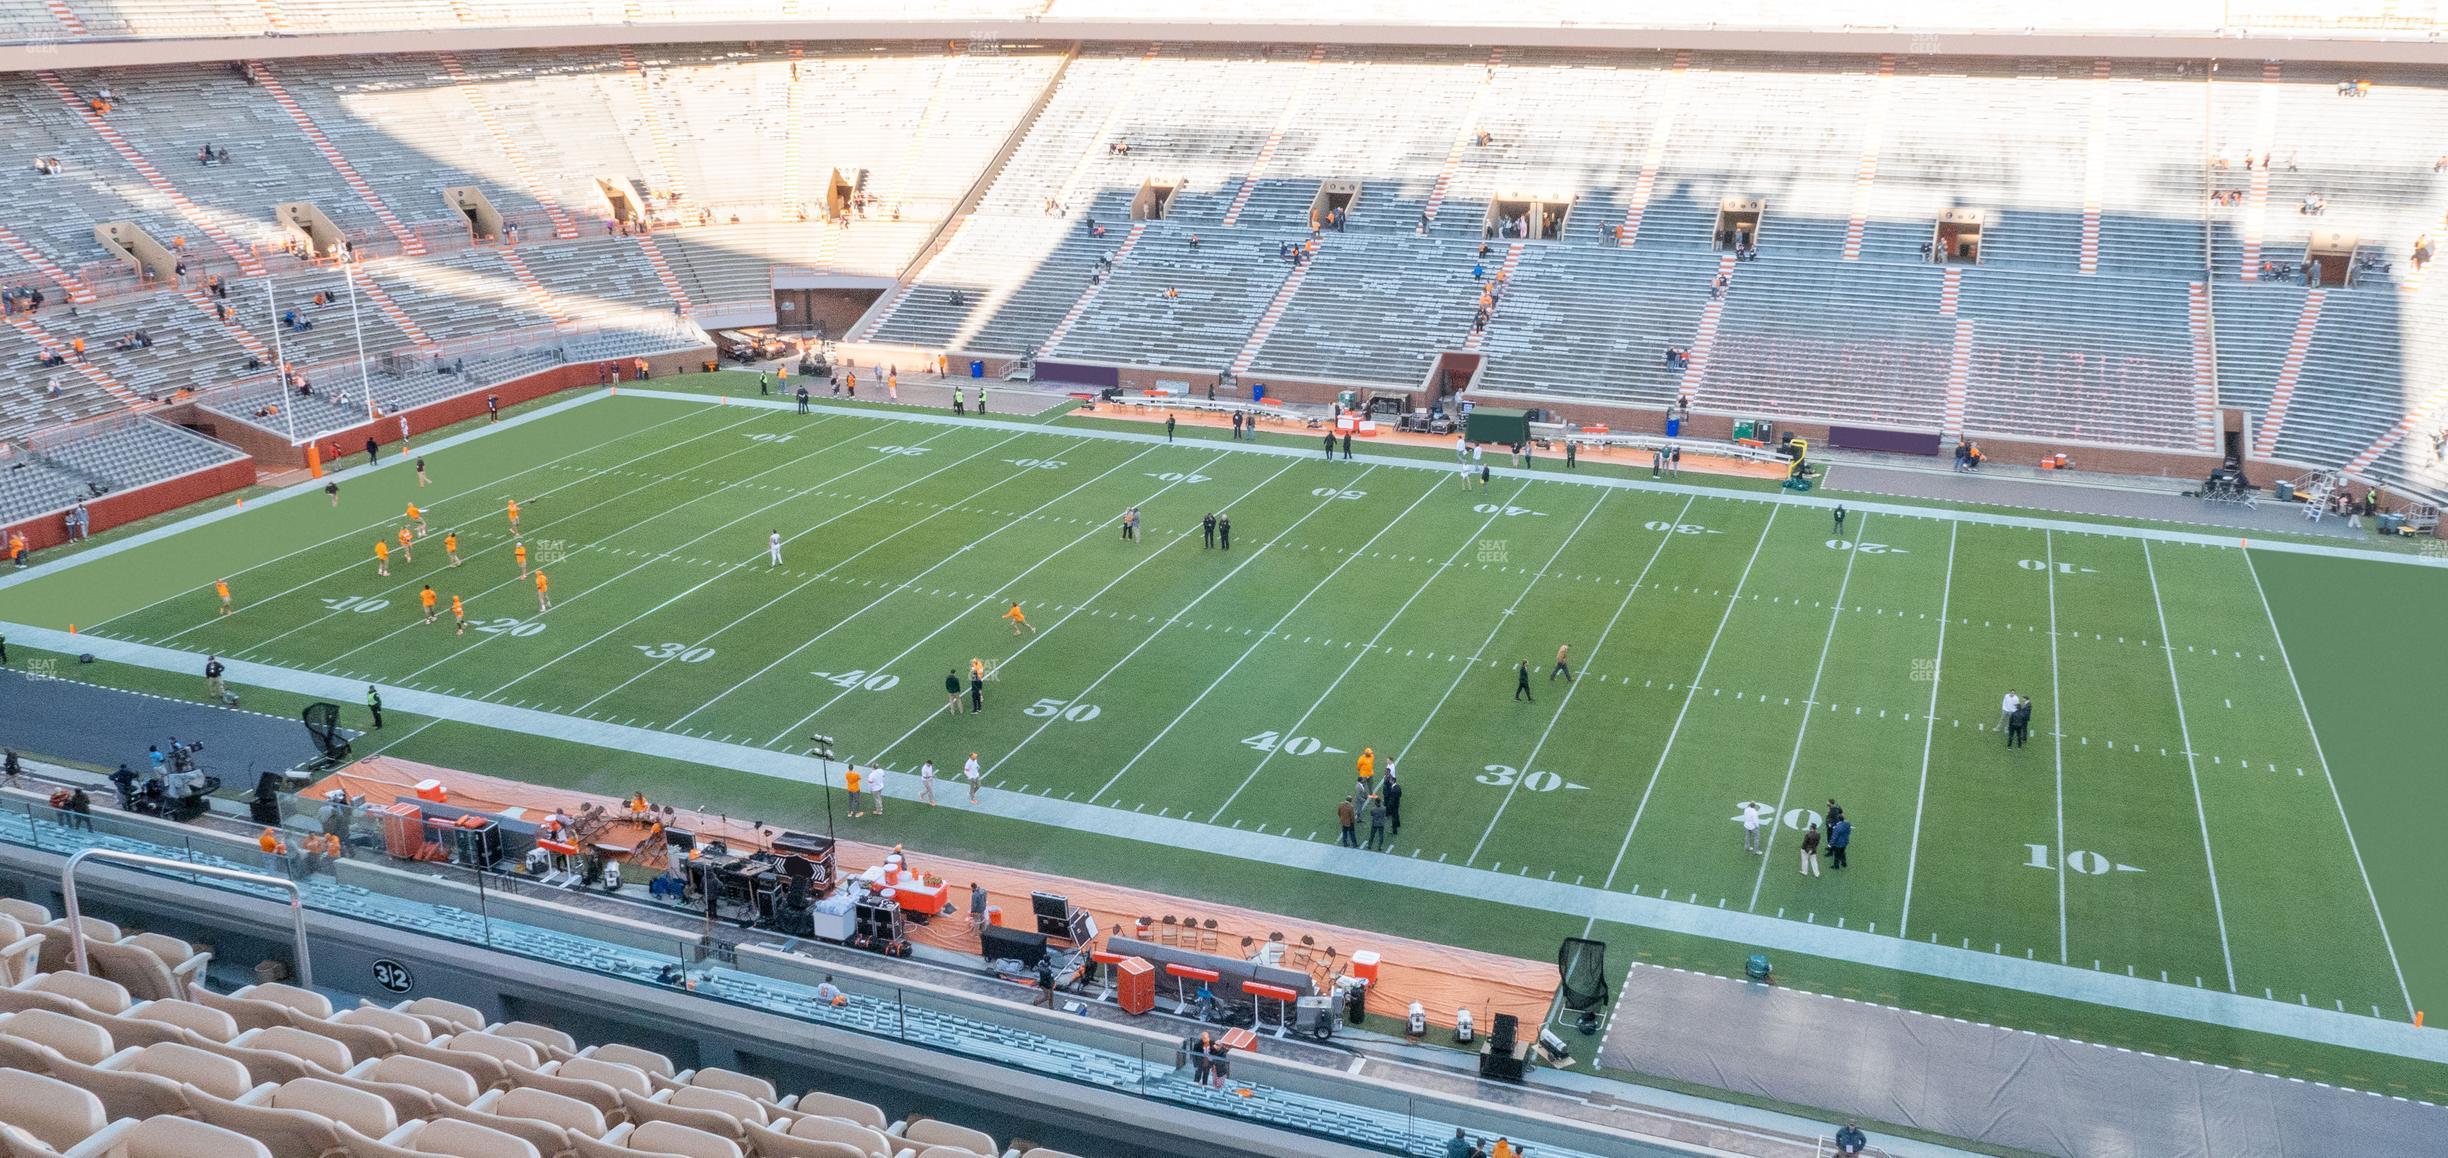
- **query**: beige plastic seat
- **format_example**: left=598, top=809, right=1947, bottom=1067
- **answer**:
left=336, top=1006, right=435, bottom=1045
left=342, top=1054, right=481, bottom=1106
left=896, top=1119, right=994, bottom=1157
left=121, top=1040, right=254, bottom=1100
left=772, top=1115, right=903, bottom=1158
left=367, top=1118, right=542, bottom=1158
left=440, top=1031, right=540, bottom=1070
left=614, top=1088, right=743, bottom=1139
left=572, top=1044, right=670, bottom=1080
left=0, top=914, right=46, bottom=987
left=739, top=1121, right=869, bottom=1158
left=467, top=1085, right=607, bottom=1136
left=426, top=1098, right=574, bottom=1158
left=663, top=1087, right=763, bottom=1127
left=91, top=936, right=210, bottom=1004
left=913, top=1148, right=991, bottom=1158
left=34, top=917, right=120, bottom=977
left=0, top=1067, right=110, bottom=1151
left=123, top=999, right=240, bottom=1044
left=389, top=998, right=484, bottom=1037
left=0, top=1009, right=117, bottom=1067
left=51, top=1046, right=202, bottom=1121
left=0, top=899, right=50, bottom=927
left=386, top=1038, right=507, bottom=1092
left=1, top=970, right=134, bottom=1017
left=486, top=1022, right=576, bottom=1058
left=57, top=1114, right=272, bottom=1158
left=230, top=1025, right=353, bottom=1074
left=675, top=1067, right=772, bottom=1104
left=782, top=1093, right=886, bottom=1133
left=191, top=1077, right=398, bottom=1158
left=233, top=985, right=332, bottom=1022
left=577, top=1120, right=740, bottom=1158
left=186, top=988, right=302, bottom=1035
left=1, top=1120, right=76, bottom=1158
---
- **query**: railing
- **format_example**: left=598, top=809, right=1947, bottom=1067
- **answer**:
left=62, top=846, right=312, bottom=988
left=0, top=793, right=1714, bottom=1158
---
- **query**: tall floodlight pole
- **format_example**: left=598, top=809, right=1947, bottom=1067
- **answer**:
left=343, top=259, right=373, bottom=420
left=263, top=281, right=298, bottom=448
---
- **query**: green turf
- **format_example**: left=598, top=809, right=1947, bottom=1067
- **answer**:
left=4, top=383, right=2440, bottom=1103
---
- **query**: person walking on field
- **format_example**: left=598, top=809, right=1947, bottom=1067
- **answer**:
left=1218, top=513, right=1232, bottom=550
left=1166, top=414, right=1177, bottom=442
left=1202, top=512, right=1216, bottom=548
left=919, top=759, right=938, bottom=806
left=1832, top=504, right=1847, bottom=536
left=1742, top=801, right=1764, bottom=854
left=945, top=668, right=965, bottom=714
left=2009, top=695, right=2033, bottom=749
left=866, top=765, right=886, bottom=816
left=964, top=753, right=982, bottom=803
left=1999, top=690, right=2020, bottom=738
left=1551, top=642, right=1573, bottom=682
left=1323, top=431, right=1337, bottom=459
left=769, top=530, right=783, bottom=567
left=1365, top=793, right=1390, bottom=850
left=844, top=765, right=866, bottom=818
left=534, top=570, right=550, bottom=612
left=1798, top=822, right=1822, bottom=876
left=1004, top=602, right=1035, bottom=635
left=1827, top=813, right=1851, bottom=869
left=1514, top=659, right=1534, bottom=702
left=969, top=663, right=986, bottom=712
left=1337, top=796, right=1358, bottom=848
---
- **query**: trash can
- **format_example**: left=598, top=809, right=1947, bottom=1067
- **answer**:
left=2379, top=513, right=2405, bottom=534
left=1665, top=416, right=1682, bottom=438
left=969, top=360, right=984, bottom=379
left=1251, top=384, right=1266, bottom=403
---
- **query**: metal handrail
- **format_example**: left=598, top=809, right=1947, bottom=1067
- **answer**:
left=62, top=847, right=313, bottom=989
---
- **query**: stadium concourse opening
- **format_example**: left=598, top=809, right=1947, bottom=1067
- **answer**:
left=1485, top=194, right=1574, bottom=241
left=1714, top=197, right=1764, bottom=252
left=1310, top=180, right=1361, bottom=230
left=1932, top=208, right=1985, bottom=264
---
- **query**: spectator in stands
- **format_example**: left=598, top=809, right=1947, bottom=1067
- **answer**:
left=2301, top=193, right=2326, bottom=216
left=1444, top=1128, right=1477, bottom=1158
left=1834, top=1121, right=1869, bottom=1155
left=2414, top=235, right=2433, bottom=270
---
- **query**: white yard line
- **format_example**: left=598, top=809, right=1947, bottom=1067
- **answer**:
left=1599, top=505, right=1780, bottom=892
left=740, top=446, right=1237, bottom=740
left=418, top=428, right=1029, bottom=696
left=2240, top=549, right=2415, bottom=1017
left=228, top=410, right=836, bottom=661
left=2045, top=530, right=2069, bottom=963
left=1743, top=511, right=1866, bottom=910
left=848, top=457, right=1303, bottom=758
left=1894, top=520, right=1957, bottom=939
left=660, top=441, right=1154, bottom=729
left=1468, top=494, right=1698, bottom=867
left=984, top=466, right=1384, bottom=781
left=2143, top=540, right=2238, bottom=993
left=125, top=406, right=771, bottom=641
left=1090, top=471, right=1445, bottom=805
left=309, top=417, right=915, bottom=677
left=1204, top=480, right=1534, bottom=822
left=572, top=437, right=1105, bottom=716
left=1388, top=491, right=1613, bottom=766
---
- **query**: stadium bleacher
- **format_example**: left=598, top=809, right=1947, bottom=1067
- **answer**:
left=0, top=27, right=2440, bottom=502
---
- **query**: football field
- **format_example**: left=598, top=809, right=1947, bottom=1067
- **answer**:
left=4, top=383, right=2441, bottom=1075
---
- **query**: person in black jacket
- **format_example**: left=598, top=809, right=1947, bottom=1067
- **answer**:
left=364, top=437, right=379, bottom=467
left=1382, top=764, right=1403, bottom=834
left=2009, top=696, right=2034, bottom=748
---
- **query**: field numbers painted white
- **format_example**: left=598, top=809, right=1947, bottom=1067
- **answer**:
left=1643, top=521, right=1720, bottom=535
left=1472, top=503, right=1546, bottom=517
left=745, top=432, right=795, bottom=443
left=812, top=669, right=899, bottom=692
left=870, top=445, right=932, bottom=457
left=1003, top=458, right=1066, bottom=470
left=2018, top=560, right=2097, bottom=574
left=321, top=596, right=390, bottom=614
left=1144, top=472, right=1211, bottom=484
left=1239, top=730, right=1344, bottom=757
left=1826, top=539, right=1905, bottom=554
left=471, top=617, right=546, bottom=638
left=2023, top=844, right=2142, bottom=875
left=1478, top=764, right=1586, bottom=792
left=1025, top=697, right=1102, bottom=722
left=634, top=642, right=717, bottom=663
left=1781, top=807, right=1823, bottom=832
left=1310, top=487, right=1368, bottom=501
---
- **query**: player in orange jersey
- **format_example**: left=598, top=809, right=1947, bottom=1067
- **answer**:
left=406, top=502, right=427, bottom=535
left=1003, top=602, right=1034, bottom=636
left=534, top=570, right=550, bottom=612
left=514, top=541, right=529, bottom=578
left=396, top=526, right=414, bottom=564
left=444, top=531, right=460, bottom=567
left=506, top=499, right=521, bottom=540
left=374, top=539, right=391, bottom=576
left=420, top=585, right=438, bottom=624
left=451, top=594, right=466, bottom=636
left=214, top=578, right=232, bottom=616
